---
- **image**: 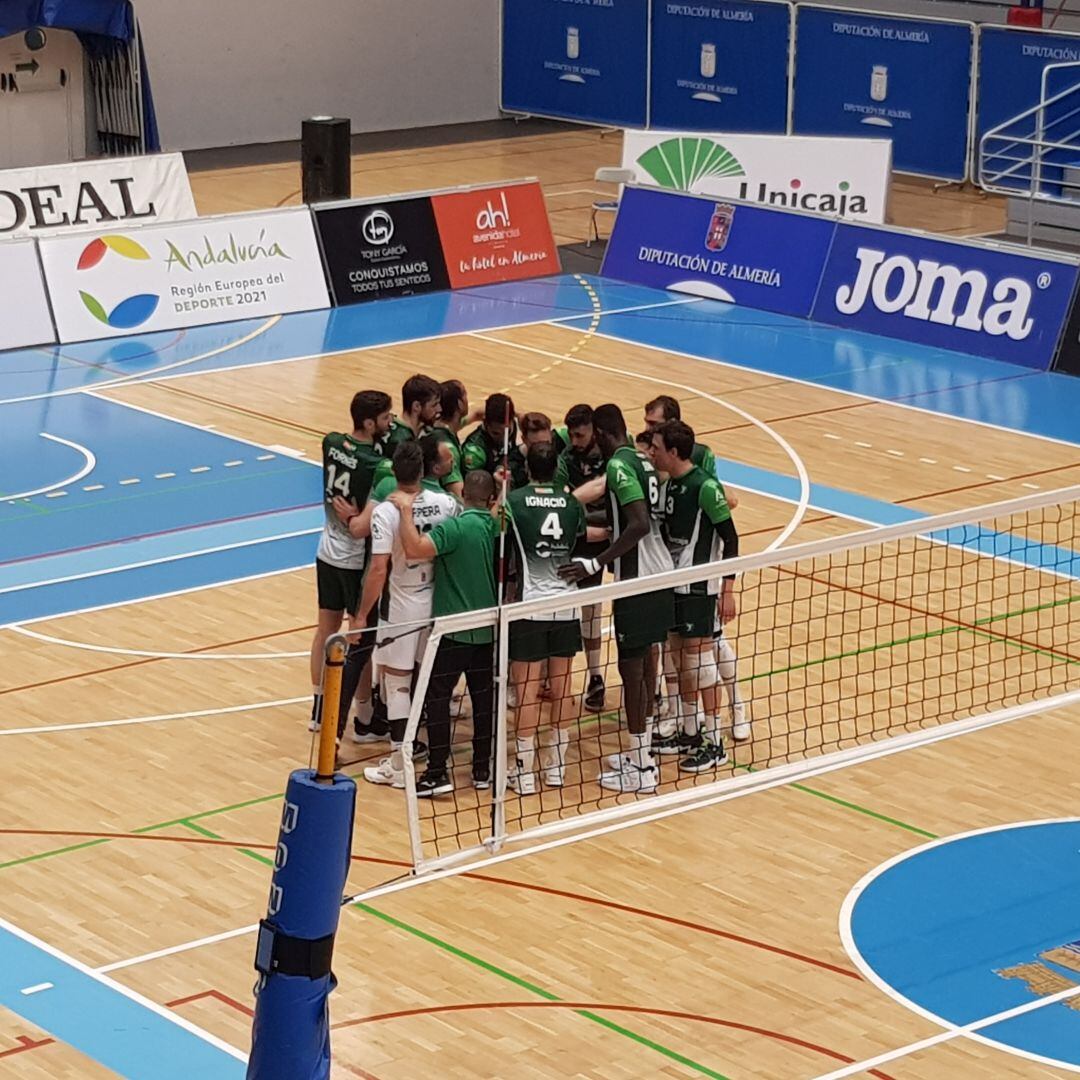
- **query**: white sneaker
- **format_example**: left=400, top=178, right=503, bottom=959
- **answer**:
left=606, top=751, right=634, bottom=769
left=543, top=767, right=565, bottom=787
left=508, top=770, right=537, bottom=796
left=653, top=716, right=677, bottom=740
left=363, top=758, right=404, bottom=789
left=599, top=758, right=658, bottom=794
left=732, top=703, right=751, bottom=742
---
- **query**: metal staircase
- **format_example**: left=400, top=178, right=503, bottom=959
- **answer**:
left=979, top=61, right=1080, bottom=247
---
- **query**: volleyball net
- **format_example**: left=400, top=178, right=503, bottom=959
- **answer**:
left=390, top=485, right=1080, bottom=875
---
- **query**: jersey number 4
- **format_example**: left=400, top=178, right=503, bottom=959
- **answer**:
left=326, top=463, right=351, bottom=499
left=540, top=512, right=564, bottom=541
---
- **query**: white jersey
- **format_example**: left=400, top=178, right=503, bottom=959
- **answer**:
left=370, top=482, right=460, bottom=616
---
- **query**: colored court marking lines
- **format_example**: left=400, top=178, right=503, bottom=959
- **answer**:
left=0, top=916, right=246, bottom=1078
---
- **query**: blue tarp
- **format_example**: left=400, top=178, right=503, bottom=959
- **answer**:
left=0, top=0, right=159, bottom=150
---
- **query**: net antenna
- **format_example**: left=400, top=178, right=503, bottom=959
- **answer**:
left=400, top=482, right=1080, bottom=878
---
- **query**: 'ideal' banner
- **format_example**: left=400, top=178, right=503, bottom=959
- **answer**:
left=0, top=153, right=197, bottom=240
left=622, top=129, right=891, bottom=223
left=0, top=240, right=56, bottom=351
left=39, top=207, right=330, bottom=344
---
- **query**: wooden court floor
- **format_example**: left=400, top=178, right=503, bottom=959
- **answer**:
left=1, top=129, right=1077, bottom=1079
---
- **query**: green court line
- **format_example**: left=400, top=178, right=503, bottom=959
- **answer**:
left=2, top=589, right=1072, bottom=874
left=178, top=822, right=732, bottom=1080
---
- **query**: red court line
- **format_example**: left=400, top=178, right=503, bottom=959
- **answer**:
left=0, top=829, right=859, bottom=981
left=332, top=1000, right=897, bottom=1078
left=0, top=1034, right=55, bottom=1059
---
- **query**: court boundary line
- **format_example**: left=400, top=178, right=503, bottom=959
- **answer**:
left=0, top=914, right=248, bottom=1064
left=94, top=686, right=1080, bottom=975
left=829, top=818, right=1080, bottom=1078
left=547, top=322, right=1080, bottom=452
left=0, top=696, right=308, bottom=737
left=0, top=316, right=283, bottom=407
left=0, top=527, right=320, bottom=600
left=4, top=434, right=96, bottom=502
left=0, top=562, right=314, bottom=631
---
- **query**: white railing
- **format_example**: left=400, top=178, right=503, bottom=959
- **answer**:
left=979, top=61, right=1080, bottom=243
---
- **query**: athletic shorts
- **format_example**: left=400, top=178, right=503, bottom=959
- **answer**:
left=672, top=592, right=717, bottom=640
left=509, top=618, right=582, bottom=664
left=316, top=558, right=363, bottom=616
left=613, top=588, right=675, bottom=658
left=376, top=592, right=431, bottom=671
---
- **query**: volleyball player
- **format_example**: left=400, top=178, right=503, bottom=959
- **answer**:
left=505, top=442, right=587, bottom=794
left=355, top=439, right=459, bottom=789
left=560, top=404, right=674, bottom=794
left=309, top=390, right=392, bottom=735
left=462, top=393, right=516, bottom=477
left=555, top=404, right=608, bottom=710
left=389, top=469, right=500, bottom=795
left=372, top=373, right=442, bottom=490
left=430, top=379, right=470, bottom=498
left=651, top=420, right=740, bottom=771
left=508, top=411, right=563, bottom=488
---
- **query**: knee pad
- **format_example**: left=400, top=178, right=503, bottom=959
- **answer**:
left=715, top=637, right=737, bottom=682
left=581, top=604, right=602, bottom=643
left=382, top=670, right=413, bottom=722
left=696, top=650, right=719, bottom=691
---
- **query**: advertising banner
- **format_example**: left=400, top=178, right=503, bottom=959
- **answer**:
left=792, top=7, right=973, bottom=181
left=622, top=128, right=890, bottom=222
left=431, top=181, right=560, bottom=289
left=601, top=185, right=835, bottom=317
left=501, top=0, right=650, bottom=127
left=0, top=240, right=55, bottom=351
left=812, top=225, right=1079, bottom=369
left=650, top=0, right=792, bottom=133
left=0, top=153, right=196, bottom=240
left=39, top=208, right=330, bottom=344
left=314, top=196, right=449, bottom=305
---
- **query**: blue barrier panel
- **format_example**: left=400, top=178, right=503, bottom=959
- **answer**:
left=792, top=7, right=973, bottom=180
left=650, top=0, right=791, bottom=132
left=500, top=0, right=649, bottom=127
left=811, top=224, right=1079, bottom=369
left=977, top=27, right=1080, bottom=193
left=601, top=185, right=836, bottom=316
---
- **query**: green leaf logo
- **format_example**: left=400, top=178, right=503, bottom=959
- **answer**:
left=637, top=138, right=745, bottom=190
left=79, top=290, right=109, bottom=324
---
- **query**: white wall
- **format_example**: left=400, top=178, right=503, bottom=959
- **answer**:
left=136, top=0, right=500, bottom=150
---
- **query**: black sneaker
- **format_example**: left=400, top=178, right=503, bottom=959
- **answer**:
left=415, top=770, right=453, bottom=797
left=412, top=739, right=429, bottom=763
left=678, top=741, right=729, bottom=774
left=652, top=731, right=701, bottom=756
left=308, top=696, right=322, bottom=733
left=584, top=674, right=606, bottom=711
left=351, top=715, right=391, bottom=744
left=472, top=761, right=491, bottom=789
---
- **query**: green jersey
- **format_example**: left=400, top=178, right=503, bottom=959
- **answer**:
left=317, top=432, right=381, bottom=569
left=507, top=429, right=569, bottom=489
left=663, top=465, right=733, bottom=595
left=430, top=424, right=464, bottom=491
left=462, top=424, right=515, bottom=477
left=555, top=441, right=606, bottom=511
left=606, top=445, right=674, bottom=582
left=429, top=507, right=499, bottom=644
left=506, top=483, right=585, bottom=617
left=691, top=442, right=716, bottom=479
left=372, top=418, right=422, bottom=491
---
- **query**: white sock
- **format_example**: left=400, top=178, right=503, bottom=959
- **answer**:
left=704, top=714, right=720, bottom=744
left=311, top=684, right=321, bottom=696
left=716, top=638, right=742, bottom=718
left=389, top=740, right=404, bottom=772
left=515, top=735, right=536, bottom=776
left=630, top=732, right=653, bottom=770
left=680, top=702, right=698, bottom=737
left=353, top=698, right=373, bottom=726
left=586, top=645, right=602, bottom=678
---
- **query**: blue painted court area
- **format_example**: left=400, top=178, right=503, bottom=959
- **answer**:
left=0, top=918, right=245, bottom=1078
left=847, top=821, right=1080, bottom=1070
left=0, top=393, right=320, bottom=625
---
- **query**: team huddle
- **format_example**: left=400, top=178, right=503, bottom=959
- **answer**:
left=309, top=375, right=747, bottom=798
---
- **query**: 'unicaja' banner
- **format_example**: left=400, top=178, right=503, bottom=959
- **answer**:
left=622, top=128, right=891, bottom=223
